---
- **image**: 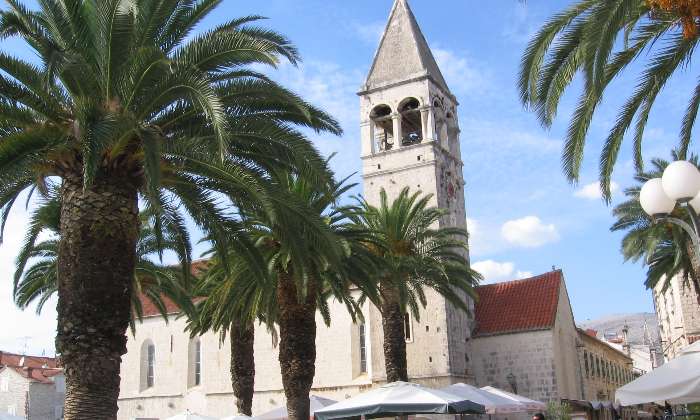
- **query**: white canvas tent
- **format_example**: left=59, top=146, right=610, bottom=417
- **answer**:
left=165, top=411, right=218, bottom=420
left=480, top=386, right=546, bottom=412
left=442, top=383, right=528, bottom=414
left=255, top=395, right=338, bottom=420
left=314, top=381, right=485, bottom=420
left=616, top=341, right=700, bottom=405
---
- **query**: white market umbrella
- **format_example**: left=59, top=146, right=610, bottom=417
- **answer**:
left=314, top=381, right=485, bottom=420
left=442, top=383, right=528, bottom=414
left=616, top=341, right=700, bottom=405
left=481, top=386, right=546, bottom=412
left=256, top=395, right=337, bottom=420
left=222, top=416, right=253, bottom=420
left=165, top=411, right=218, bottom=420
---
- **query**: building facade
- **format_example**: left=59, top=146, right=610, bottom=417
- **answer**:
left=469, top=271, right=582, bottom=403
left=653, top=274, right=700, bottom=360
left=117, top=1, right=476, bottom=418
left=0, top=352, right=64, bottom=419
left=577, top=329, right=634, bottom=401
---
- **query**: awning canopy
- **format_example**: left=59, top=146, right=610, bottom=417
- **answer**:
left=441, top=383, right=528, bottom=414
left=165, top=411, right=218, bottom=420
left=256, top=395, right=338, bottom=420
left=314, top=381, right=485, bottom=420
left=480, top=386, right=547, bottom=412
left=616, top=341, right=700, bottom=406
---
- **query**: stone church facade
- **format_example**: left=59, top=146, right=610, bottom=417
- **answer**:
left=117, top=1, right=476, bottom=419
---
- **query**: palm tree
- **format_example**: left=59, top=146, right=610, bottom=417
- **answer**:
left=349, top=188, right=481, bottom=382
left=519, top=0, right=700, bottom=199
left=188, top=242, right=272, bottom=416
left=13, top=195, right=195, bottom=328
left=191, top=174, right=374, bottom=420
left=0, top=1, right=340, bottom=417
left=611, top=153, right=700, bottom=295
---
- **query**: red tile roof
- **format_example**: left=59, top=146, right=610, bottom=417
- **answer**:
left=7, top=366, right=62, bottom=384
left=138, top=259, right=209, bottom=318
left=0, top=352, right=59, bottom=369
left=473, top=271, right=563, bottom=337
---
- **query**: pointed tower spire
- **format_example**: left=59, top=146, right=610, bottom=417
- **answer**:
left=362, top=0, right=449, bottom=94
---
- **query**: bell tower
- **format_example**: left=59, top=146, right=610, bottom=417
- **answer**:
left=360, top=0, right=474, bottom=384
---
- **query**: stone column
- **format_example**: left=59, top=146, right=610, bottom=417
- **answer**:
left=392, top=113, right=402, bottom=149
left=423, top=106, right=435, bottom=142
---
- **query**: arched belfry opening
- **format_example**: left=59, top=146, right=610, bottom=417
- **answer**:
left=399, top=97, right=423, bottom=146
left=370, top=104, right=394, bottom=152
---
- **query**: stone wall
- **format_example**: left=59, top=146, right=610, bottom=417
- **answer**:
left=577, top=331, right=634, bottom=401
left=0, top=368, right=30, bottom=418
left=654, top=274, right=700, bottom=360
left=0, top=368, right=64, bottom=420
left=551, top=280, right=582, bottom=400
left=470, top=329, right=559, bottom=402
left=28, top=378, right=65, bottom=420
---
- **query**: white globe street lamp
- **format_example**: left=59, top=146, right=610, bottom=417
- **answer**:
left=640, top=161, right=700, bottom=249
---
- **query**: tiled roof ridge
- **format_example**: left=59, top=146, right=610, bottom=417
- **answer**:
left=473, top=270, right=563, bottom=337
left=477, top=269, right=563, bottom=289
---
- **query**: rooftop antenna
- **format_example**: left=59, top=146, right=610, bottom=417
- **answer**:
left=19, top=336, right=31, bottom=356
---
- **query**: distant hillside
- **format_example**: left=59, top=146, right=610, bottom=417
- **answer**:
left=579, top=313, right=660, bottom=346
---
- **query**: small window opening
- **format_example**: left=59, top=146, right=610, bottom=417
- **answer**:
left=400, top=98, right=423, bottom=146
left=377, top=164, right=381, bottom=170
left=425, top=325, right=429, bottom=332
left=417, top=156, right=421, bottom=161
left=429, top=356, right=433, bottom=363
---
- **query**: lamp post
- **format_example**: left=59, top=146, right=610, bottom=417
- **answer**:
left=640, top=160, right=700, bottom=250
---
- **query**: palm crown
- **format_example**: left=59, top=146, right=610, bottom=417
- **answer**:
left=348, top=187, right=480, bottom=382
left=0, top=0, right=341, bottom=252
left=611, top=153, right=700, bottom=291
left=519, top=0, right=699, bottom=199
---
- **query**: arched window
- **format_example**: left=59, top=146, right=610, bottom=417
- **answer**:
left=370, top=105, right=394, bottom=152
left=140, top=340, right=155, bottom=391
left=359, top=323, right=367, bottom=374
left=189, top=338, right=203, bottom=387
left=399, top=98, right=422, bottom=146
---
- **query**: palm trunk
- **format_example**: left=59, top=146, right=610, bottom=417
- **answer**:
left=277, top=272, right=317, bottom=420
left=380, top=288, right=408, bottom=383
left=57, top=172, right=139, bottom=420
left=230, top=320, right=255, bottom=416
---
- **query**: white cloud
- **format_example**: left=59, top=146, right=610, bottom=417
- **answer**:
left=516, top=270, right=534, bottom=279
left=472, top=260, right=533, bottom=284
left=472, top=260, right=515, bottom=283
left=432, top=47, right=491, bottom=95
left=574, top=181, right=620, bottom=200
left=501, top=216, right=560, bottom=248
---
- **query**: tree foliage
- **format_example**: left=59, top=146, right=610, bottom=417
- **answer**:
left=519, top=0, right=700, bottom=200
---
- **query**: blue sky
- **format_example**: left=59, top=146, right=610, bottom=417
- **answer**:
left=3, top=0, right=693, bottom=355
